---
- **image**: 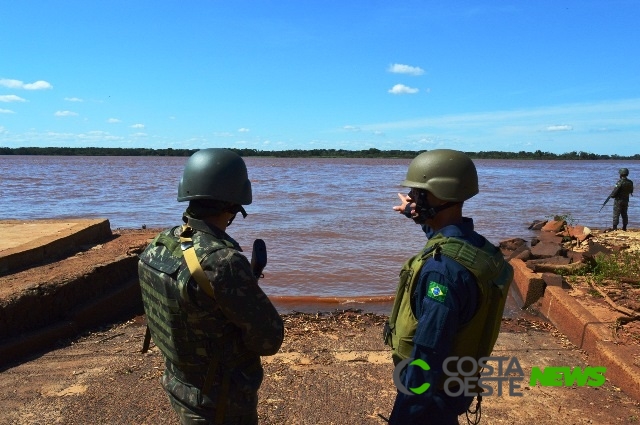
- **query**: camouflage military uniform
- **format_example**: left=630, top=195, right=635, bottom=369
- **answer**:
left=611, top=177, right=634, bottom=230
left=139, top=215, right=284, bottom=425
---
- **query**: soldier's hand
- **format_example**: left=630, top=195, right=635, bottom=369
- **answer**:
left=393, top=193, right=418, bottom=218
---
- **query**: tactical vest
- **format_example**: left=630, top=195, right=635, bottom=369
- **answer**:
left=138, top=226, right=239, bottom=375
left=384, top=233, right=513, bottom=370
left=139, top=225, right=261, bottom=424
left=613, top=178, right=634, bottom=202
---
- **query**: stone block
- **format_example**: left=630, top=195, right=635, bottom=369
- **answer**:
left=566, top=250, right=585, bottom=264
left=536, top=231, right=563, bottom=244
left=585, top=241, right=612, bottom=257
left=541, top=272, right=564, bottom=287
left=530, top=241, right=564, bottom=258
left=528, top=220, right=547, bottom=230
left=566, top=225, right=592, bottom=242
left=542, top=220, right=566, bottom=233
left=514, top=249, right=531, bottom=261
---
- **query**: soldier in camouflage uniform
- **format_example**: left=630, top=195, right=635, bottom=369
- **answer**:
left=138, top=148, right=284, bottom=425
left=610, top=168, right=634, bottom=231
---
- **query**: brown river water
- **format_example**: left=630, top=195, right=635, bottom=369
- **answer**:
left=1, top=155, right=638, bottom=313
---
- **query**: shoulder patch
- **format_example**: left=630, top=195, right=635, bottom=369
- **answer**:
left=427, top=281, right=448, bottom=302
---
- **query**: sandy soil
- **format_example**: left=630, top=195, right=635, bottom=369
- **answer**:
left=1, top=312, right=639, bottom=424
left=1, top=228, right=640, bottom=424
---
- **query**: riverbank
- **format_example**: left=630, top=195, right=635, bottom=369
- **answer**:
left=1, top=219, right=640, bottom=423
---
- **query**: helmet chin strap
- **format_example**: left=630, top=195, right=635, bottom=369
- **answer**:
left=226, top=205, right=247, bottom=226
left=404, top=190, right=456, bottom=223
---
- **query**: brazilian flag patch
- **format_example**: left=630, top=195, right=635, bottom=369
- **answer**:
left=427, top=282, right=448, bottom=302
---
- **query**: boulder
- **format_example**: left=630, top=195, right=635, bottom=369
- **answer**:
left=499, top=238, right=528, bottom=252
left=585, top=240, right=612, bottom=257
left=566, top=250, right=585, bottom=264
left=536, top=231, right=564, bottom=244
left=530, top=241, right=564, bottom=258
left=541, top=272, right=564, bottom=288
left=499, top=238, right=529, bottom=260
left=542, top=220, right=566, bottom=233
left=528, top=220, right=547, bottom=230
left=565, top=225, right=592, bottom=243
left=513, top=249, right=532, bottom=261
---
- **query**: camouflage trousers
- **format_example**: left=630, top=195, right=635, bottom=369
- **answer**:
left=613, top=200, right=629, bottom=229
left=166, top=392, right=258, bottom=425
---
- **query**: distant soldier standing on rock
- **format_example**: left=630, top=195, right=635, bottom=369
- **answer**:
left=610, top=168, right=634, bottom=231
left=383, top=149, right=513, bottom=425
left=138, top=148, right=284, bottom=425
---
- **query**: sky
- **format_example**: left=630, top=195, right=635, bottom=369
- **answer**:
left=1, top=0, right=640, bottom=155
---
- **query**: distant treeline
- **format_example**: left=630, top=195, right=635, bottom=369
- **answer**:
left=0, top=146, right=639, bottom=160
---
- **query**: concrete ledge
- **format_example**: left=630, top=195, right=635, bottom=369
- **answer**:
left=591, top=340, right=640, bottom=400
left=538, top=285, right=640, bottom=401
left=0, top=218, right=112, bottom=276
left=509, top=258, right=545, bottom=308
left=0, top=272, right=143, bottom=370
left=0, top=254, right=141, bottom=341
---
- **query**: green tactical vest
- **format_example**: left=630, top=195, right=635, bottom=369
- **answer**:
left=138, top=227, right=238, bottom=377
left=384, top=233, right=513, bottom=368
left=612, top=178, right=634, bottom=202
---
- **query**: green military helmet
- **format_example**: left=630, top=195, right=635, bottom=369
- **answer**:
left=402, top=149, right=479, bottom=202
left=177, top=148, right=252, bottom=204
left=619, top=168, right=630, bottom=176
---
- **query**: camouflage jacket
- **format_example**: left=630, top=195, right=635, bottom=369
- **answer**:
left=611, top=177, right=634, bottom=202
left=139, top=216, right=284, bottom=417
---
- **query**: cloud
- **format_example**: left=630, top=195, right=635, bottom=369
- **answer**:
left=0, top=109, right=14, bottom=114
left=238, top=128, right=250, bottom=132
left=546, top=125, right=573, bottom=131
left=0, top=95, right=26, bottom=102
left=343, top=125, right=361, bottom=131
left=0, top=78, right=52, bottom=90
left=388, top=84, right=419, bottom=94
left=130, top=123, right=145, bottom=128
left=24, top=80, right=52, bottom=90
left=107, top=118, right=121, bottom=123
left=388, top=64, right=425, bottom=76
left=64, top=97, right=83, bottom=102
left=214, top=132, right=234, bottom=137
left=54, top=110, right=78, bottom=117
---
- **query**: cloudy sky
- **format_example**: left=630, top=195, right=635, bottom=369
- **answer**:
left=1, top=0, right=640, bottom=154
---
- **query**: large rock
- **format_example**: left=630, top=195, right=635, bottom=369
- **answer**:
left=536, top=231, right=564, bottom=244
left=530, top=241, right=564, bottom=258
left=565, top=225, right=592, bottom=242
left=528, top=220, right=547, bottom=230
left=541, top=219, right=566, bottom=233
left=499, top=238, right=529, bottom=260
left=541, top=272, right=564, bottom=287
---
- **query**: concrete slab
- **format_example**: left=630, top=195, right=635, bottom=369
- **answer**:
left=0, top=218, right=112, bottom=275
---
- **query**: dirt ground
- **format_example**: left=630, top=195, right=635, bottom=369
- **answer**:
left=1, top=228, right=640, bottom=424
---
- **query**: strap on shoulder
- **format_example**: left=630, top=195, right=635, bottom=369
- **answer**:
left=179, top=224, right=216, bottom=299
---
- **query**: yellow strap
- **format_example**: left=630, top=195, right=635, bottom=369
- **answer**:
left=179, top=225, right=215, bottom=299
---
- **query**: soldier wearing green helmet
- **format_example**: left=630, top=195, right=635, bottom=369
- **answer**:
left=384, top=149, right=513, bottom=425
left=138, top=148, right=283, bottom=425
left=609, top=167, right=634, bottom=231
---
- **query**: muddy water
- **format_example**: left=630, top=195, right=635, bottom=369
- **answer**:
left=2, top=155, right=638, bottom=312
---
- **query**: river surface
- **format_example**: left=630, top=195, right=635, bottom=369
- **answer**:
left=1, top=155, right=638, bottom=313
